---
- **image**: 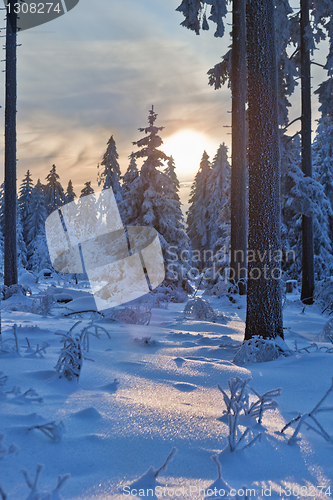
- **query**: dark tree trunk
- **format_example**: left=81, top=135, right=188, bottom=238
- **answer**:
left=230, top=0, right=247, bottom=292
left=4, top=0, right=18, bottom=287
left=300, top=0, right=314, bottom=305
left=245, top=0, right=283, bottom=340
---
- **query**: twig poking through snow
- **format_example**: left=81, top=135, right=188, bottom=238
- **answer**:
left=281, top=378, right=333, bottom=444
left=28, top=421, right=65, bottom=443
left=154, top=447, right=177, bottom=478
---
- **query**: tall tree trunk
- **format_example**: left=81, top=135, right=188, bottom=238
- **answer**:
left=4, top=0, right=18, bottom=287
left=230, top=0, right=247, bottom=293
left=245, top=0, right=283, bottom=340
left=300, top=0, right=314, bottom=305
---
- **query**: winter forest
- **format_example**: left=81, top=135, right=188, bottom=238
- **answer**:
left=1, top=0, right=333, bottom=499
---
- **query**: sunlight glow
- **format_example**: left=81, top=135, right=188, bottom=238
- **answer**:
left=162, top=130, right=219, bottom=181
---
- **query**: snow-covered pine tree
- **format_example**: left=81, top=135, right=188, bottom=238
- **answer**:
left=77, top=181, right=97, bottom=239
left=18, top=170, right=34, bottom=244
left=17, top=208, right=27, bottom=270
left=98, top=135, right=122, bottom=200
left=121, top=153, right=140, bottom=226
left=186, top=151, right=211, bottom=271
left=132, top=106, right=189, bottom=288
left=206, top=143, right=231, bottom=252
left=65, top=179, right=76, bottom=203
left=44, top=165, right=66, bottom=215
left=26, top=180, right=50, bottom=272
left=164, top=156, right=180, bottom=202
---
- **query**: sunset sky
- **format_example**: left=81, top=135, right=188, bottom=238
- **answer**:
left=0, top=0, right=329, bottom=202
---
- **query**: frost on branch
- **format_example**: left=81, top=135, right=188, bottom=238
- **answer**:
left=55, top=321, right=110, bottom=381
left=218, top=377, right=281, bottom=451
left=233, top=336, right=292, bottom=364
left=127, top=448, right=177, bottom=491
left=281, top=378, right=333, bottom=445
left=182, top=297, right=223, bottom=321
left=22, top=464, right=70, bottom=500
left=218, top=377, right=281, bottom=425
left=28, top=421, right=65, bottom=443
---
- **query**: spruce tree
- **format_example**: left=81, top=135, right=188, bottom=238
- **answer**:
left=164, top=156, right=180, bottom=202
left=98, top=136, right=122, bottom=201
left=122, top=153, right=139, bottom=226
left=18, top=170, right=34, bottom=245
left=132, top=106, right=189, bottom=284
left=186, top=151, right=211, bottom=270
left=80, top=181, right=94, bottom=197
left=66, top=180, right=76, bottom=203
left=45, top=165, right=66, bottom=215
left=206, top=143, right=231, bottom=252
left=26, top=180, right=50, bottom=272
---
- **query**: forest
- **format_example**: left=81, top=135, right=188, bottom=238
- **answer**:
left=1, top=0, right=333, bottom=499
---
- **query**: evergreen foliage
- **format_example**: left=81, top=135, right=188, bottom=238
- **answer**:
left=206, top=143, right=231, bottom=251
left=186, top=151, right=211, bottom=268
left=65, top=179, right=76, bottom=203
left=44, top=165, right=66, bottom=215
left=18, top=170, right=34, bottom=244
left=25, top=180, right=50, bottom=273
left=122, top=153, right=140, bottom=225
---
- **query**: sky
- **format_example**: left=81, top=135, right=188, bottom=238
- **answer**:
left=0, top=0, right=330, bottom=204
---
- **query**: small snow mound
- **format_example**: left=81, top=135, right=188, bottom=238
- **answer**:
left=100, top=379, right=119, bottom=393
left=233, top=336, right=292, bottom=365
left=182, top=297, right=223, bottom=321
left=53, top=293, right=73, bottom=304
left=73, top=407, right=102, bottom=420
left=173, top=382, right=197, bottom=392
left=26, top=370, right=57, bottom=381
left=19, top=271, right=37, bottom=286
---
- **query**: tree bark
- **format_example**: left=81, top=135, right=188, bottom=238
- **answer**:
left=230, top=0, right=247, bottom=293
left=245, top=0, right=283, bottom=340
left=4, top=0, right=18, bottom=287
left=300, top=0, right=314, bottom=305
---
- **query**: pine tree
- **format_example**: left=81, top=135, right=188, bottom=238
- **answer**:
left=18, top=170, right=34, bottom=246
left=98, top=135, right=122, bottom=201
left=121, top=153, right=140, bottom=225
left=186, top=151, right=211, bottom=270
left=45, top=165, right=66, bottom=215
left=80, top=181, right=94, bottom=197
left=164, top=156, right=180, bottom=202
left=65, top=179, right=76, bottom=203
left=206, top=143, right=231, bottom=252
left=17, top=209, right=27, bottom=270
left=132, top=106, right=189, bottom=284
left=26, top=180, right=50, bottom=272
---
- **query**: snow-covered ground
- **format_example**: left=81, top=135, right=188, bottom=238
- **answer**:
left=1, top=287, right=333, bottom=499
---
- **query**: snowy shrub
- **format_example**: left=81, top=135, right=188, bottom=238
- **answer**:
left=314, top=277, right=333, bottom=314
left=182, top=297, right=223, bottom=321
left=233, top=336, right=292, bottom=365
left=218, top=377, right=281, bottom=425
left=55, top=321, right=110, bottom=381
left=22, top=464, right=70, bottom=500
left=127, top=448, right=177, bottom=491
left=111, top=304, right=152, bottom=325
left=0, top=325, right=49, bottom=357
left=226, top=403, right=262, bottom=452
left=281, top=378, right=333, bottom=445
left=322, top=318, right=333, bottom=342
left=0, top=434, right=18, bottom=460
left=28, top=421, right=65, bottom=443
left=1, top=284, right=32, bottom=300
left=55, top=331, right=83, bottom=381
left=0, top=325, right=20, bottom=355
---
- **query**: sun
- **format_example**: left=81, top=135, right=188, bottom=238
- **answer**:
left=162, top=130, right=219, bottom=181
